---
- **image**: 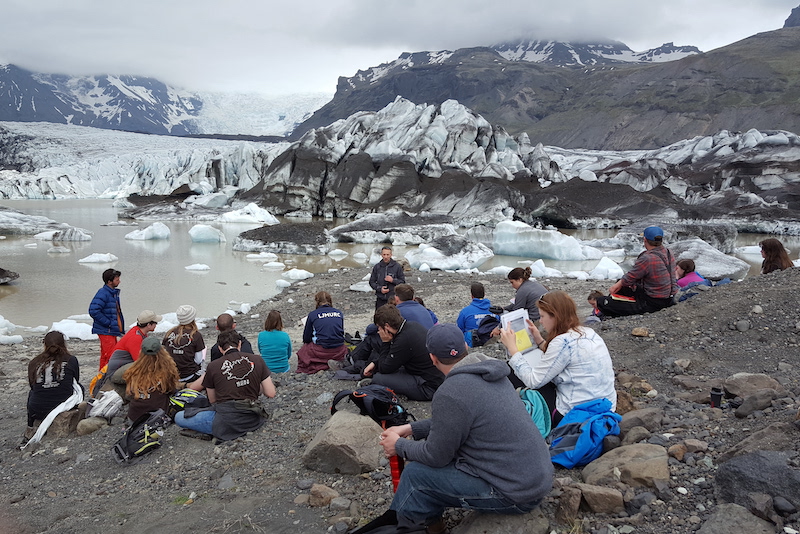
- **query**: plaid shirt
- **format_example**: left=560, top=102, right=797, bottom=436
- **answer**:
left=620, top=246, right=677, bottom=299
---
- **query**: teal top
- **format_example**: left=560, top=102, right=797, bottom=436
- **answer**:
left=257, top=329, right=292, bottom=373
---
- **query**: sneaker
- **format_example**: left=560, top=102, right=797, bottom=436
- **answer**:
left=179, top=428, right=213, bottom=441
left=327, top=359, right=345, bottom=371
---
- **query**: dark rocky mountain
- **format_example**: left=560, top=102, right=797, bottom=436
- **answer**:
left=786, top=4, right=800, bottom=27
left=0, top=64, right=203, bottom=135
left=293, top=27, right=800, bottom=151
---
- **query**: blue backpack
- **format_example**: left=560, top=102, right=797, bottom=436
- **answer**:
left=548, top=398, right=621, bottom=469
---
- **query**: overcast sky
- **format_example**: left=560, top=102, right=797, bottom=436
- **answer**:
left=1, top=0, right=797, bottom=96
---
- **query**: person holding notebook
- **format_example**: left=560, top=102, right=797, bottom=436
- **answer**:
left=499, top=290, right=616, bottom=426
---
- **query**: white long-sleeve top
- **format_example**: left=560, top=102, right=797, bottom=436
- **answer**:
left=509, top=326, right=616, bottom=416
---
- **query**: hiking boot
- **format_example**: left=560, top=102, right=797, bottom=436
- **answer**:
left=426, top=517, right=447, bottom=534
left=179, top=428, right=213, bottom=441
left=327, top=359, right=345, bottom=371
left=357, top=378, right=372, bottom=388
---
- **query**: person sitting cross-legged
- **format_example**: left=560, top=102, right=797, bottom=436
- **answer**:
left=175, top=331, right=275, bottom=441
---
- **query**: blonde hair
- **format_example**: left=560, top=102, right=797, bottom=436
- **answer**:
left=124, top=346, right=180, bottom=397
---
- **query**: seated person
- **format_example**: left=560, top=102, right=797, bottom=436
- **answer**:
left=504, top=267, right=548, bottom=322
left=26, top=331, right=82, bottom=442
left=257, top=310, right=292, bottom=373
left=413, top=296, right=438, bottom=325
left=379, top=324, right=553, bottom=532
left=175, top=331, right=276, bottom=441
left=163, top=304, right=206, bottom=384
left=597, top=226, right=677, bottom=318
left=500, top=291, right=616, bottom=426
left=363, top=305, right=444, bottom=401
left=296, top=291, right=348, bottom=374
left=394, top=284, right=434, bottom=329
left=93, top=310, right=162, bottom=397
left=759, top=237, right=793, bottom=274
left=329, top=323, right=382, bottom=375
left=676, top=258, right=711, bottom=288
left=123, top=336, right=180, bottom=422
left=456, top=282, right=497, bottom=347
left=585, top=290, right=605, bottom=324
left=209, top=313, right=253, bottom=361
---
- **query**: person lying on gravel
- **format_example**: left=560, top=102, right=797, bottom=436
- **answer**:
left=175, top=330, right=275, bottom=441
left=500, top=291, right=616, bottom=427
left=379, top=324, right=553, bottom=532
left=362, top=305, right=444, bottom=401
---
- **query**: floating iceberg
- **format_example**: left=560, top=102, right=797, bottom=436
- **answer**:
left=125, top=222, right=171, bottom=240
left=246, top=251, right=279, bottom=261
left=78, top=252, right=119, bottom=263
left=189, top=224, right=226, bottom=243
left=405, top=238, right=494, bottom=270
left=262, top=262, right=285, bottom=270
left=671, top=238, right=750, bottom=280
left=488, top=220, right=603, bottom=261
left=276, top=279, right=292, bottom=288
left=185, top=264, right=211, bottom=271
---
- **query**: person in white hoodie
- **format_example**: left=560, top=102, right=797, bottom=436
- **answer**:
left=500, top=290, right=616, bottom=427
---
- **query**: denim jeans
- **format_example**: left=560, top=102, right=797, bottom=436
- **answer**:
left=390, top=461, right=539, bottom=524
left=175, top=410, right=215, bottom=435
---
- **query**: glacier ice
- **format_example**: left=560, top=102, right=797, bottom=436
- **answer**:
left=189, top=224, right=226, bottom=243
left=220, top=203, right=279, bottom=224
left=670, top=238, right=750, bottom=280
left=125, top=222, right=171, bottom=240
left=78, top=253, right=119, bottom=263
left=276, top=279, right=292, bottom=288
left=282, top=268, right=314, bottom=280
left=589, top=257, right=625, bottom=280
left=185, top=264, right=211, bottom=271
left=50, top=319, right=96, bottom=341
left=405, top=241, right=494, bottom=270
left=488, top=220, right=603, bottom=260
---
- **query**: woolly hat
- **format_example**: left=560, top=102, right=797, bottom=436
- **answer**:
left=426, top=323, right=468, bottom=362
left=140, top=336, right=162, bottom=356
left=176, top=304, right=197, bottom=325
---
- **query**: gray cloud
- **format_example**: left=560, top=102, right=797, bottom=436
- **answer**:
left=1, top=0, right=796, bottom=95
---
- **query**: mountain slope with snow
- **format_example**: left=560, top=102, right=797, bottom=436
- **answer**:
left=0, top=64, right=330, bottom=137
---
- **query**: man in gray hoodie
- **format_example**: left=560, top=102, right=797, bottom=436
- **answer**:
left=380, top=323, right=553, bottom=532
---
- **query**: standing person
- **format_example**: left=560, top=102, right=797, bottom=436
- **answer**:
left=89, top=268, right=124, bottom=370
left=500, top=291, right=616, bottom=427
left=369, top=246, right=405, bottom=310
left=209, top=313, right=253, bottom=361
left=175, top=330, right=275, bottom=441
left=26, top=331, right=82, bottom=440
left=457, top=282, right=497, bottom=347
left=258, top=310, right=292, bottom=373
left=363, top=305, right=444, bottom=401
left=597, top=226, right=678, bottom=318
left=759, top=238, right=793, bottom=274
left=163, top=305, right=206, bottom=384
left=379, top=324, right=553, bottom=532
left=394, top=284, right=434, bottom=329
left=504, top=267, right=548, bottom=322
left=296, top=291, right=347, bottom=374
left=123, top=336, right=180, bottom=423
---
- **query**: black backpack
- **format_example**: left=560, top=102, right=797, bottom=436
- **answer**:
left=112, top=409, right=171, bottom=464
left=331, top=384, right=414, bottom=428
left=471, top=314, right=501, bottom=347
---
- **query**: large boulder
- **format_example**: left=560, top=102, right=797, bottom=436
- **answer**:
left=696, top=503, right=774, bottom=534
left=451, top=506, right=550, bottom=534
left=582, top=443, right=669, bottom=488
left=717, top=422, right=800, bottom=463
left=716, top=450, right=800, bottom=511
left=723, top=372, right=786, bottom=398
left=301, top=411, right=383, bottom=474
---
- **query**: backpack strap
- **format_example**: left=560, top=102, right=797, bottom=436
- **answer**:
left=330, top=389, right=354, bottom=416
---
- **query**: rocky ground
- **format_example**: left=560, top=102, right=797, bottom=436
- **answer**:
left=1, top=265, right=799, bottom=534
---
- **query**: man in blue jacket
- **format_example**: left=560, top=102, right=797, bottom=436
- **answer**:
left=88, top=268, right=124, bottom=370
left=394, top=284, right=434, bottom=330
left=457, top=282, right=497, bottom=347
left=380, top=324, right=553, bottom=531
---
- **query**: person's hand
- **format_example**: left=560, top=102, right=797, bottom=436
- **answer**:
left=608, top=280, right=622, bottom=295
left=377, top=324, right=394, bottom=342
left=380, top=429, right=401, bottom=457
left=381, top=286, right=389, bottom=294
left=363, top=362, right=375, bottom=377
left=526, top=319, right=544, bottom=345
left=384, top=274, right=394, bottom=283
left=384, top=424, right=412, bottom=438
left=499, top=326, right=518, bottom=354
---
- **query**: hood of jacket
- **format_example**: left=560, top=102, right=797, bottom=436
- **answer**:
left=448, top=353, right=508, bottom=383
